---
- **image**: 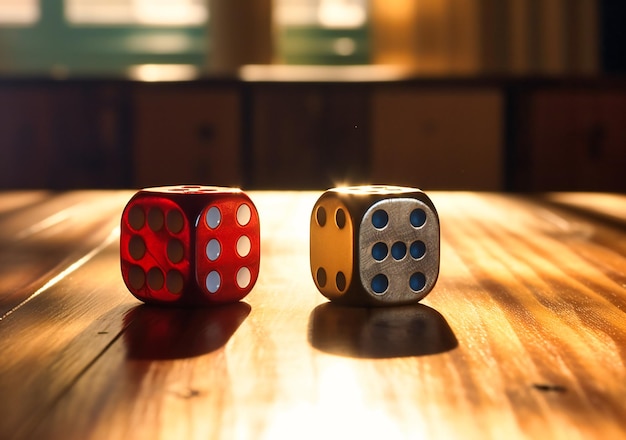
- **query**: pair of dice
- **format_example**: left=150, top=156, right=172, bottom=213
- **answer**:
left=120, top=185, right=440, bottom=307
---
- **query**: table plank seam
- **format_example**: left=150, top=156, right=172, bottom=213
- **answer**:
left=0, top=227, right=119, bottom=322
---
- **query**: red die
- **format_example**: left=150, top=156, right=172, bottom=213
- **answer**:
left=120, top=185, right=260, bottom=305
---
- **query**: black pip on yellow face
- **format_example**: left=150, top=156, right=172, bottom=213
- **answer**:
left=310, top=185, right=440, bottom=306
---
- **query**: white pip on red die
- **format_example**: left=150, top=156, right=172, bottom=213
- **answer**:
left=120, top=185, right=260, bottom=306
left=310, top=185, right=439, bottom=306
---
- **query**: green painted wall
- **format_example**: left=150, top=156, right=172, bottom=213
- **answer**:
left=0, top=0, right=370, bottom=76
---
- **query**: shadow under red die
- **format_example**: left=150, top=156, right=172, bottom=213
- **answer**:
left=120, top=185, right=260, bottom=306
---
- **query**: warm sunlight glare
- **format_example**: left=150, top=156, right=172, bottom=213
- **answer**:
left=0, top=0, right=38, bottom=24
left=65, top=0, right=206, bottom=25
left=127, top=64, right=199, bottom=81
left=318, top=0, right=366, bottom=28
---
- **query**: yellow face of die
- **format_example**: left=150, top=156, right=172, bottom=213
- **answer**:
left=310, top=197, right=353, bottom=300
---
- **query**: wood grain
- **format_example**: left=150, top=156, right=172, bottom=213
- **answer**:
left=0, top=191, right=131, bottom=316
left=1, top=191, right=625, bottom=439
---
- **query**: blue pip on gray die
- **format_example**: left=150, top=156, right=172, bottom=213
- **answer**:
left=310, top=185, right=440, bottom=306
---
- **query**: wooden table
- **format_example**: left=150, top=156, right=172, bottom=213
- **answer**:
left=1, top=190, right=625, bottom=439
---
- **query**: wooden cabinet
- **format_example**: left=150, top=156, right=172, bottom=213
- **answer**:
left=0, top=83, right=129, bottom=189
left=0, top=85, right=54, bottom=188
left=132, top=84, right=241, bottom=188
left=249, top=84, right=369, bottom=189
left=4, top=77, right=626, bottom=192
left=513, top=88, right=626, bottom=191
left=370, top=87, right=504, bottom=190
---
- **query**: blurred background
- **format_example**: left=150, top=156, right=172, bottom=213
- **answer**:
left=0, top=0, right=624, bottom=191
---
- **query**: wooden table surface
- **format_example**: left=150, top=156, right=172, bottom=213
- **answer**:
left=1, top=190, right=625, bottom=440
